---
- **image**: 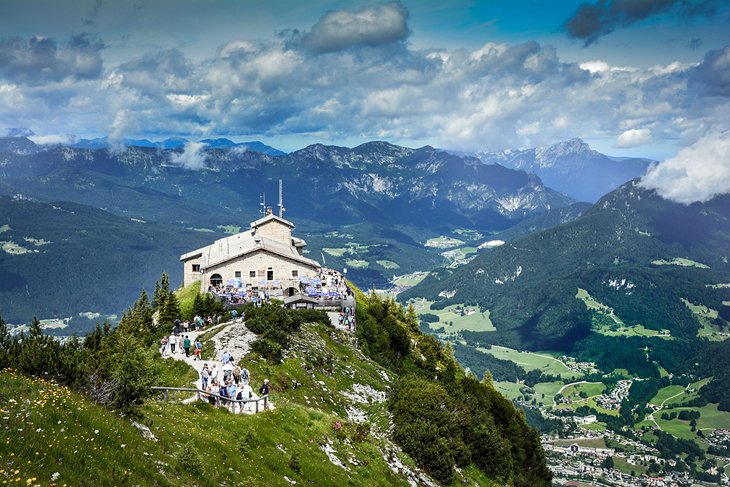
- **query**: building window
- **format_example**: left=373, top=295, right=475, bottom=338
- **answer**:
left=192, top=264, right=200, bottom=272
left=249, top=271, right=256, bottom=278
left=235, top=271, right=241, bottom=278
left=292, top=270, right=299, bottom=277
left=210, top=274, right=223, bottom=287
left=267, top=267, right=274, bottom=280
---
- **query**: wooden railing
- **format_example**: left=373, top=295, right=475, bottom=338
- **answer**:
left=151, top=386, right=269, bottom=414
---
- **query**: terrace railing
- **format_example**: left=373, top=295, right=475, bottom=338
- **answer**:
left=150, top=386, right=269, bottom=414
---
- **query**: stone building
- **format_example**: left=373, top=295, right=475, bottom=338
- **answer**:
left=180, top=209, right=320, bottom=296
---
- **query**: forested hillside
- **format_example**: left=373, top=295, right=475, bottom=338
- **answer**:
left=402, top=181, right=730, bottom=350
left=0, top=196, right=213, bottom=328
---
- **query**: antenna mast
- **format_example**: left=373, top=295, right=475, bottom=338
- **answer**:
left=278, top=178, right=285, bottom=218
left=259, top=192, right=266, bottom=216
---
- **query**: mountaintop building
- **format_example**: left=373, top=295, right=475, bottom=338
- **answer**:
left=180, top=207, right=321, bottom=297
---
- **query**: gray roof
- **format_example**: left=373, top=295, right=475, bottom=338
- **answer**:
left=250, top=213, right=295, bottom=229
left=180, top=229, right=320, bottom=269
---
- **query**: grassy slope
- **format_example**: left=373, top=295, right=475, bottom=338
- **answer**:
left=1, top=321, right=495, bottom=486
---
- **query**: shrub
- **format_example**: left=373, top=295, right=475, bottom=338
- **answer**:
left=177, top=442, right=203, bottom=475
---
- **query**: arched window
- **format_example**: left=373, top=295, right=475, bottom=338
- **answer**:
left=210, top=273, right=223, bottom=286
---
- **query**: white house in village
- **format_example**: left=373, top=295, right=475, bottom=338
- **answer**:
left=180, top=208, right=321, bottom=297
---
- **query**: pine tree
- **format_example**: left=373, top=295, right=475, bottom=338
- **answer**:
left=17, top=317, right=62, bottom=378
left=405, top=304, right=419, bottom=332
left=0, top=314, right=8, bottom=369
left=191, top=293, right=204, bottom=319
left=152, top=272, right=170, bottom=310
left=158, top=292, right=180, bottom=330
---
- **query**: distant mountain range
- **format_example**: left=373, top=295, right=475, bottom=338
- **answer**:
left=67, top=136, right=287, bottom=156
left=402, top=180, right=730, bottom=350
left=0, top=137, right=573, bottom=231
left=474, top=138, right=655, bottom=202
left=0, top=137, right=580, bottom=324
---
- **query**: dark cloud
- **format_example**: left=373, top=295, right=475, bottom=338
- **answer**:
left=0, top=33, right=104, bottom=85
left=302, top=1, right=409, bottom=53
left=116, top=49, right=193, bottom=99
left=564, top=0, right=725, bottom=45
left=689, top=44, right=730, bottom=96
left=688, top=37, right=703, bottom=49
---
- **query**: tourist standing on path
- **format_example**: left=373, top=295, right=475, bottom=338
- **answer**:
left=201, top=364, right=210, bottom=389
left=259, top=378, right=269, bottom=396
left=210, top=364, right=219, bottom=384
left=183, top=335, right=191, bottom=357
left=232, top=363, right=241, bottom=385
left=194, top=339, right=202, bottom=360
left=222, top=360, right=234, bottom=383
left=169, top=334, right=176, bottom=354
left=160, top=336, right=168, bottom=357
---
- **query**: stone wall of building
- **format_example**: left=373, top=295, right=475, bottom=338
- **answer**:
left=201, top=249, right=317, bottom=291
left=255, top=220, right=292, bottom=243
left=183, top=255, right=203, bottom=287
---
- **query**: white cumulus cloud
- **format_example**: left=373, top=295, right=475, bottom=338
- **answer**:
left=302, top=1, right=409, bottom=53
left=169, top=141, right=208, bottom=170
left=639, top=131, right=730, bottom=204
left=616, top=128, right=651, bottom=148
left=28, top=134, right=77, bottom=145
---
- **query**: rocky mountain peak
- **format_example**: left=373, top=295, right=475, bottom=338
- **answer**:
left=534, top=138, right=596, bottom=168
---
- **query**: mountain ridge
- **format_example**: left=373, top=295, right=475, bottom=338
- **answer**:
left=401, top=179, right=730, bottom=350
left=474, top=138, right=655, bottom=202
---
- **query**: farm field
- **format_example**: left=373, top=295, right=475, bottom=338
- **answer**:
left=412, top=299, right=496, bottom=332
left=613, top=456, right=647, bottom=475
left=533, top=381, right=564, bottom=402
left=345, top=259, right=369, bottom=269
left=560, top=382, right=606, bottom=398
left=478, top=345, right=577, bottom=378
left=424, top=235, right=464, bottom=248
left=651, top=257, right=710, bottom=269
left=650, top=385, right=686, bottom=406
left=376, top=260, right=399, bottom=269
left=684, top=298, right=730, bottom=341
left=553, top=437, right=607, bottom=449
left=664, top=378, right=711, bottom=407
left=392, top=272, right=428, bottom=288
left=494, top=381, right=523, bottom=401
left=577, top=288, right=671, bottom=338
left=216, top=225, right=241, bottom=234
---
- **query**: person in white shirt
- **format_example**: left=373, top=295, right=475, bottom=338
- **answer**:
left=238, top=383, right=254, bottom=413
left=222, top=361, right=234, bottom=383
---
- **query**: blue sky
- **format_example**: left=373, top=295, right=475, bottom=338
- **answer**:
left=0, top=0, right=729, bottom=160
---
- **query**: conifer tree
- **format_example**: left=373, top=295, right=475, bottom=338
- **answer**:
left=158, top=291, right=180, bottom=330
left=0, top=314, right=8, bottom=369
left=405, top=303, right=419, bottom=332
left=152, top=272, right=170, bottom=310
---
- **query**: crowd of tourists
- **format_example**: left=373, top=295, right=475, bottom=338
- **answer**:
left=338, top=306, right=356, bottom=330
left=199, top=350, right=270, bottom=414
left=302, top=267, right=353, bottom=300
left=207, top=266, right=353, bottom=306
left=171, top=315, right=217, bottom=334
left=159, top=334, right=203, bottom=359
left=208, top=285, right=272, bottom=307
